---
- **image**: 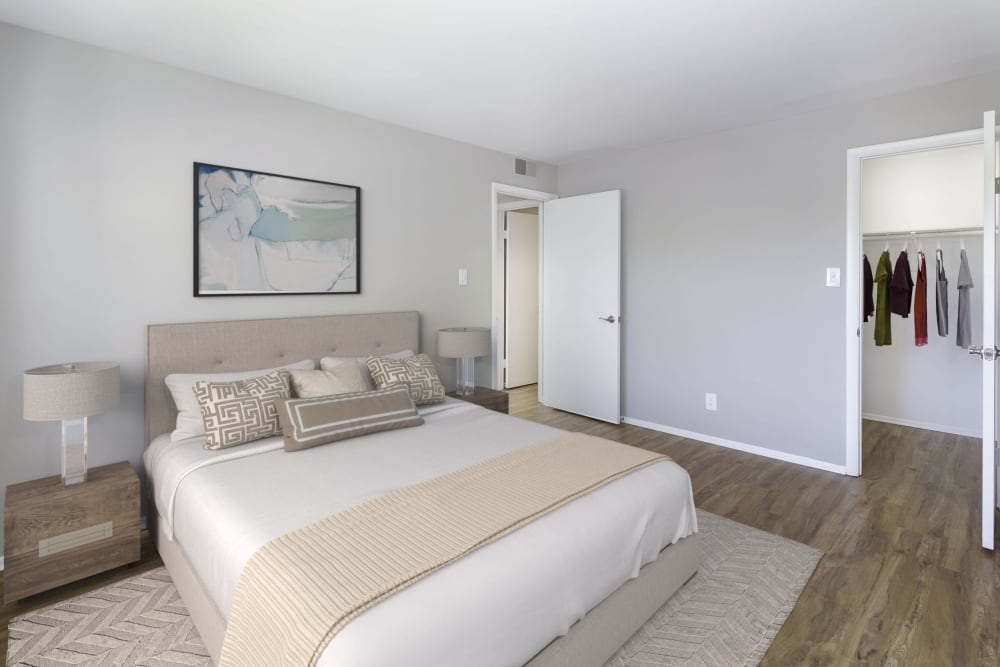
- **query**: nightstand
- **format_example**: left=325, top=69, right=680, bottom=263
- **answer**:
left=3, top=461, right=140, bottom=604
left=446, top=386, right=509, bottom=414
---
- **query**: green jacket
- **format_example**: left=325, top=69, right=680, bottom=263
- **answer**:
left=874, top=250, right=893, bottom=346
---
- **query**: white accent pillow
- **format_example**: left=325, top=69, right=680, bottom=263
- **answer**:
left=165, top=359, right=315, bottom=441
left=320, top=349, right=414, bottom=391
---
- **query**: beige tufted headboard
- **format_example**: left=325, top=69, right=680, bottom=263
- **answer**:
left=145, top=311, right=420, bottom=444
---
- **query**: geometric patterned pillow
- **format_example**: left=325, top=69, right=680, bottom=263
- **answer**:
left=365, top=353, right=445, bottom=406
left=193, top=370, right=290, bottom=449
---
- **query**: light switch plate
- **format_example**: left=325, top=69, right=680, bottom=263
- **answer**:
left=826, top=267, right=841, bottom=287
left=458, top=268, right=468, bottom=286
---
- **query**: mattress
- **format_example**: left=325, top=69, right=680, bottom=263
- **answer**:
left=144, top=398, right=697, bottom=667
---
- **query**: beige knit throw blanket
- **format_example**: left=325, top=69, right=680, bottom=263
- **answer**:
left=219, top=433, right=668, bottom=667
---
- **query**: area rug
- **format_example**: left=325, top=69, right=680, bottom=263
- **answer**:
left=607, top=511, right=822, bottom=666
left=6, top=510, right=820, bottom=666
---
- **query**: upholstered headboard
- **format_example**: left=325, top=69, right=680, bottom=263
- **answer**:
left=145, top=311, right=420, bottom=444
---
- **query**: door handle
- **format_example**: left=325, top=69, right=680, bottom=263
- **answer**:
left=969, top=346, right=999, bottom=361
left=598, top=315, right=617, bottom=323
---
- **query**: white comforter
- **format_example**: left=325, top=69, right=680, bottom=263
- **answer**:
left=144, top=399, right=697, bottom=667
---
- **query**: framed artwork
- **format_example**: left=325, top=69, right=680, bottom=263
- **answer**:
left=193, top=162, right=361, bottom=295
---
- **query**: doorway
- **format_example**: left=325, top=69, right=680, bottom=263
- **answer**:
left=860, top=143, right=983, bottom=437
left=490, top=183, right=623, bottom=423
left=847, top=127, right=987, bottom=475
left=503, top=206, right=540, bottom=388
left=845, top=113, right=999, bottom=550
left=490, top=183, right=557, bottom=397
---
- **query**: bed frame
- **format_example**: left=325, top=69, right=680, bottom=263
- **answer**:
left=145, top=311, right=698, bottom=666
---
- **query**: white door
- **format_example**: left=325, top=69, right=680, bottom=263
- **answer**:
left=541, top=190, right=621, bottom=423
left=504, top=210, right=539, bottom=388
left=978, top=110, right=998, bottom=550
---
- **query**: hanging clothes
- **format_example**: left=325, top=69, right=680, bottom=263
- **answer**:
left=874, top=250, right=893, bottom=346
left=935, top=249, right=949, bottom=337
left=889, top=250, right=914, bottom=317
left=914, top=251, right=928, bottom=346
left=956, top=248, right=974, bottom=348
left=863, top=254, right=875, bottom=322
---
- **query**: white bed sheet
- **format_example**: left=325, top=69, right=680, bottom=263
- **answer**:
left=144, top=398, right=697, bottom=667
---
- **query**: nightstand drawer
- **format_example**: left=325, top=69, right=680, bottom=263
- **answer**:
left=4, top=461, right=140, bottom=604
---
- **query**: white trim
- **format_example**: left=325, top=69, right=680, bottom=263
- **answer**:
left=490, top=183, right=557, bottom=395
left=0, top=555, right=4, bottom=572
left=982, top=111, right=998, bottom=548
left=862, top=413, right=981, bottom=438
left=497, top=199, right=542, bottom=212
left=845, top=149, right=862, bottom=477
left=623, top=417, right=847, bottom=475
left=845, top=128, right=984, bottom=478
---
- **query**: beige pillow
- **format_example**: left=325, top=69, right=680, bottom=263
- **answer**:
left=276, top=385, right=424, bottom=452
left=288, top=364, right=366, bottom=398
left=193, top=371, right=290, bottom=449
left=365, top=353, right=445, bottom=406
left=320, top=349, right=414, bottom=391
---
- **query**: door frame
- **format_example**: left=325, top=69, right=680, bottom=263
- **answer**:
left=491, top=183, right=557, bottom=395
left=502, top=207, right=541, bottom=390
left=845, top=128, right=984, bottom=476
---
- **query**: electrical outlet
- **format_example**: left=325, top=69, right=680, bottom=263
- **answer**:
left=705, top=392, right=717, bottom=411
left=458, top=268, right=468, bottom=286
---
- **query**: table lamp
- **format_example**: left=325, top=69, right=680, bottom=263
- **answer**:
left=438, top=327, right=490, bottom=396
left=23, top=361, right=120, bottom=485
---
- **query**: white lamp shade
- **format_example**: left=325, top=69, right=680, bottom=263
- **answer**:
left=23, top=362, right=120, bottom=421
left=438, top=327, right=490, bottom=359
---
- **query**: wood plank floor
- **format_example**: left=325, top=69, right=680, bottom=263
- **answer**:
left=2, top=386, right=997, bottom=665
left=509, top=386, right=999, bottom=666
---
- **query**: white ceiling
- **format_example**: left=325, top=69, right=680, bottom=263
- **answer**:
left=3, top=0, right=1000, bottom=164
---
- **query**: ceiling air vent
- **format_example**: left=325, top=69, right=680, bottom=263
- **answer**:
left=514, top=157, right=538, bottom=177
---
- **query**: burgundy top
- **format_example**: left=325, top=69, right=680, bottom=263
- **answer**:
left=914, top=252, right=928, bottom=346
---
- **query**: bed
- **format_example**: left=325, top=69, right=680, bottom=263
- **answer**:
left=143, top=311, right=698, bottom=666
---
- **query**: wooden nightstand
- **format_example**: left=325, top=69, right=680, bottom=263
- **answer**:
left=3, top=461, right=140, bottom=604
left=446, top=386, right=509, bottom=414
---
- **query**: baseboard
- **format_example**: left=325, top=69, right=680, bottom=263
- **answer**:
left=862, top=413, right=980, bottom=438
left=622, top=417, right=847, bottom=475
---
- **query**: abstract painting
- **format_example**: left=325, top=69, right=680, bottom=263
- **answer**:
left=194, top=162, right=360, bottom=295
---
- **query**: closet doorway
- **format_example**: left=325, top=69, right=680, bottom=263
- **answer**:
left=846, top=111, right=999, bottom=550
left=861, top=144, right=983, bottom=436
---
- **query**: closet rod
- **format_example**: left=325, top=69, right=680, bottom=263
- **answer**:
left=862, top=226, right=988, bottom=239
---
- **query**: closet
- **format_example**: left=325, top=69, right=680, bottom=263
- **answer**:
left=860, top=143, right=984, bottom=437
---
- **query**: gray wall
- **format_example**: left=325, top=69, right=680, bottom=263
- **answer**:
left=558, top=70, right=1000, bottom=469
left=0, top=23, right=556, bottom=554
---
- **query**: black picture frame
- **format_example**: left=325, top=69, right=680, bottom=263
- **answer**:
left=193, top=162, right=361, bottom=296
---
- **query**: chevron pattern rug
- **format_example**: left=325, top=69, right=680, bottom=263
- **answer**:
left=6, top=568, right=210, bottom=666
left=7, top=511, right=820, bottom=666
left=608, top=511, right=822, bottom=666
